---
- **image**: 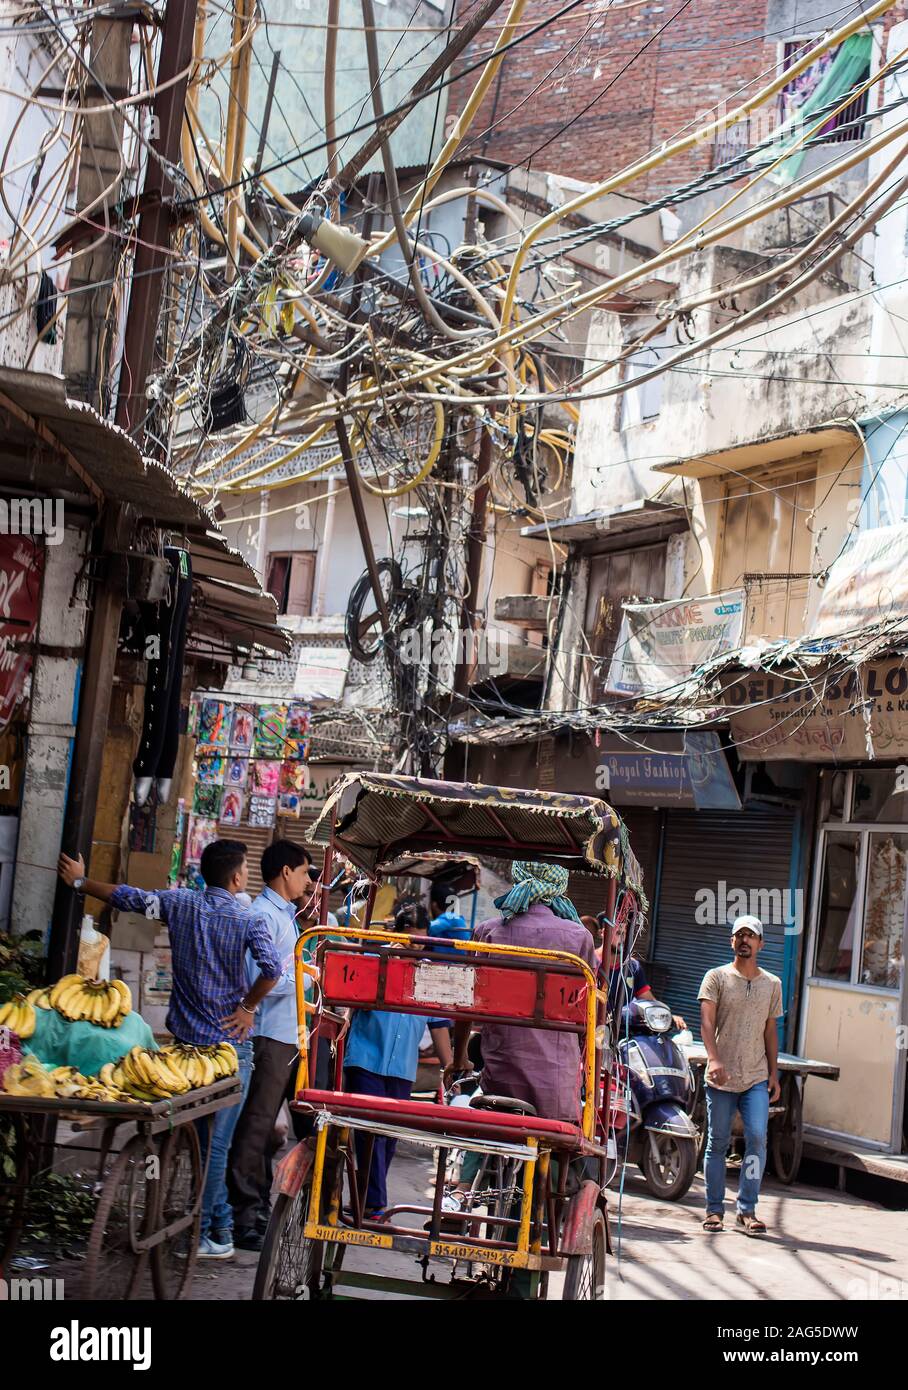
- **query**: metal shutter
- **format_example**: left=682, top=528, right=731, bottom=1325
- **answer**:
left=650, top=807, right=795, bottom=1036
left=236, top=825, right=275, bottom=897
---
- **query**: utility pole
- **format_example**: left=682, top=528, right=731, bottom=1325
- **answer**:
left=115, top=0, right=199, bottom=441
left=61, top=11, right=134, bottom=408
left=52, top=0, right=200, bottom=976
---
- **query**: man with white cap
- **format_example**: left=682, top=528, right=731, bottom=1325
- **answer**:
left=698, top=915, right=783, bottom=1236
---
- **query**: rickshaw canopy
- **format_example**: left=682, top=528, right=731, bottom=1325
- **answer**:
left=309, top=772, right=643, bottom=892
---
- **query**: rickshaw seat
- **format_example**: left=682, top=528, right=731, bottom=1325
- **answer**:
left=293, top=1088, right=585, bottom=1150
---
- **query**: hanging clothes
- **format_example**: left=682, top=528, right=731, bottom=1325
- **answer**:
left=133, top=547, right=193, bottom=786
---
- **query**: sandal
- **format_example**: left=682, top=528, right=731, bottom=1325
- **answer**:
left=736, top=1213, right=767, bottom=1236
left=702, top=1213, right=723, bottom=1233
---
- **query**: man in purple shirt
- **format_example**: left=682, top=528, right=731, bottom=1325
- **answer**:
left=449, top=861, right=597, bottom=1124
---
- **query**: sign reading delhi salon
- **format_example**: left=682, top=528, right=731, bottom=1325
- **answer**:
left=726, top=659, right=908, bottom=760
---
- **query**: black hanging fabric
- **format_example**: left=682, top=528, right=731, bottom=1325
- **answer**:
left=132, top=548, right=193, bottom=780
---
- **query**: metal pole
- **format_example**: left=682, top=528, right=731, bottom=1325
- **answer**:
left=453, top=423, right=493, bottom=697
left=114, top=0, right=200, bottom=440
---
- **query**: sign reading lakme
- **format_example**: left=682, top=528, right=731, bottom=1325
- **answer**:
left=606, top=589, right=744, bottom=698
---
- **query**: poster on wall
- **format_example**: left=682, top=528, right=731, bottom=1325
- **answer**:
left=250, top=759, right=281, bottom=795
left=197, top=699, right=230, bottom=749
left=185, top=815, right=218, bottom=862
left=229, top=703, right=255, bottom=752
left=606, top=590, right=745, bottom=697
left=220, top=787, right=245, bottom=827
left=0, top=535, right=44, bottom=732
left=225, top=757, right=248, bottom=788
left=248, top=794, right=277, bottom=828
left=193, top=782, right=222, bottom=818
left=254, top=704, right=288, bottom=757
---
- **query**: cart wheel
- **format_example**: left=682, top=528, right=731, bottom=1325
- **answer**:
left=770, top=1076, right=803, bottom=1184
left=562, top=1207, right=607, bottom=1301
left=151, top=1125, right=203, bottom=1300
left=82, top=1134, right=155, bottom=1300
left=0, top=1113, right=29, bottom=1268
left=253, top=1182, right=323, bottom=1300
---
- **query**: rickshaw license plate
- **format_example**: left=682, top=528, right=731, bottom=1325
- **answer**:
left=413, top=961, right=475, bottom=1008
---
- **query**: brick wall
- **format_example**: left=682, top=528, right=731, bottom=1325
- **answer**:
left=448, top=0, right=908, bottom=195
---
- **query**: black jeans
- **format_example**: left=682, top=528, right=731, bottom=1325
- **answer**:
left=228, top=1035, right=298, bottom=1233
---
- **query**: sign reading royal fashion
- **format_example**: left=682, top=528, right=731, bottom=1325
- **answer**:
left=813, top=523, right=908, bottom=638
left=725, top=658, right=908, bottom=760
left=606, top=589, right=745, bottom=697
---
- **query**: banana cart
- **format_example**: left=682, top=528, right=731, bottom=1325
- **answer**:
left=0, top=1077, right=240, bottom=1299
left=253, top=772, right=644, bottom=1302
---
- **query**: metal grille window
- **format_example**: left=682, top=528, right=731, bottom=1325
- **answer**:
left=778, top=38, right=871, bottom=144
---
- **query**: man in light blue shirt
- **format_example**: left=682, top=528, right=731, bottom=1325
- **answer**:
left=228, top=839, right=313, bottom=1249
left=345, top=990, right=449, bottom=1219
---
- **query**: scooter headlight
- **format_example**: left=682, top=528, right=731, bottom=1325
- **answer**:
left=627, top=1042, right=653, bottom=1088
left=642, top=1002, right=672, bottom=1034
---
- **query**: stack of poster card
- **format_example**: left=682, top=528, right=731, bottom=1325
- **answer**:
left=197, top=698, right=230, bottom=750
left=248, top=794, right=277, bottom=828
left=185, top=815, right=218, bottom=863
left=219, top=786, right=245, bottom=827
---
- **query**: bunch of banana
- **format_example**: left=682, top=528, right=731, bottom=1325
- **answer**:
left=159, top=1044, right=216, bottom=1088
left=2, top=1056, right=55, bottom=1097
left=26, top=986, right=53, bottom=1010
left=111, top=1045, right=191, bottom=1101
left=49, top=975, right=131, bottom=1028
left=160, top=1041, right=239, bottom=1086
left=208, top=1042, right=239, bottom=1078
left=0, top=994, right=37, bottom=1039
left=50, top=1065, right=133, bottom=1103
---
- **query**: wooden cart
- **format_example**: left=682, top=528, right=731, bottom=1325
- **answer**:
left=0, top=1077, right=240, bottom=1299
left=685, top=1046, right=840, bottom=1184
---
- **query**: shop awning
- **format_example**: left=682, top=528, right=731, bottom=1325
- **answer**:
left=653, top=424, right=860, bottom=478
left=0, top=367, right=289, bottom=657
left=520, top=498, right=688, bottom=543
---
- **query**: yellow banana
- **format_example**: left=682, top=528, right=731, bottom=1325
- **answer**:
left=26, top=986, right=52, bottom=1009
left=49, top=973, right=83, bottom=1008
left=110, top=978, right=132, bottom=1015
left=55, top=982, right=84, bottom=1018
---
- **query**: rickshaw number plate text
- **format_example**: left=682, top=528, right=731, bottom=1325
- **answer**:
left=413, top=962, right=475, bottom=1007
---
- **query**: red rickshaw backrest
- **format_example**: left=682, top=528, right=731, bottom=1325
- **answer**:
left=319, top=944, right=589, bottom=1032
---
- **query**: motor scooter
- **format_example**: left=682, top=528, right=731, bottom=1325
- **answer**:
left=610, top=997, right=699, bottom=1200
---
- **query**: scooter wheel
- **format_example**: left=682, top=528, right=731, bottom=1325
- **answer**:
left=640, top=1133, right=697, bottom=1200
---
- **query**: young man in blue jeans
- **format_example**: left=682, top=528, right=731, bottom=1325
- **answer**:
left=699, top=916, right=783, bottom=1237
left=58, top=839, right=282, bottom=1259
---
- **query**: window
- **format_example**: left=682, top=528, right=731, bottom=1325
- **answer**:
left=619, top=328, right=673, bottom=429
left=812, top=770, right=907, bottom=991
left=717, top=461, right=817, bottom=641
left=778, top=37, right=871, bottom=144
left=265, top=551, right=316, bottom=617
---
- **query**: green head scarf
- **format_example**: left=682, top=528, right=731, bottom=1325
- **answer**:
left=493, top=860, right=581, bottom=924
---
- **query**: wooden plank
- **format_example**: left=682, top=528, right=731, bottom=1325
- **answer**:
left=802, top=1140, right=908, bottom=1183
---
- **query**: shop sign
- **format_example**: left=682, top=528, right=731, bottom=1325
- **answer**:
left=813, top=524, right=908, bottom=638
left=726, top=658, right=908, bottom=760
left=596, top=731, right=741, bottom=808
left=606, top=590, right=745, bottom=697
left=0, top=536, right=43, bottom=731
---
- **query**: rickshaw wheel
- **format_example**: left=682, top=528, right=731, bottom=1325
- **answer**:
left=562, top=1208, right=607, bottom=1301
left=151, top=1124, right=203, bottom=1299
left=82, top=1134, right=155, bottom=1300
left=253, top=1182, right=323, bottom=1300
left=770, top=1075, right=803, bottom=1184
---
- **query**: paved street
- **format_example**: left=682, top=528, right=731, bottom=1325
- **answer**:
left=190, top=1141, right=908, bottom=1302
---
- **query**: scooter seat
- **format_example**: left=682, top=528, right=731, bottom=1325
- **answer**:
left=470, top=1094, right=538, bottom=1117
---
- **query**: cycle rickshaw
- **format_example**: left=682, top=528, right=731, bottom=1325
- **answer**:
left=253, top=773, right=643, bottom=1302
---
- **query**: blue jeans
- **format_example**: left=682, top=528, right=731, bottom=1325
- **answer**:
left=704, top=1081, right=770, bottom=1217
left=197, top=1039, right=253, bottom=1238
left=343, top=1067, right=412, bottom=1212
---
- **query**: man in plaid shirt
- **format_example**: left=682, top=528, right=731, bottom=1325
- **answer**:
left=59, top=839, right=282, bottom=1259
